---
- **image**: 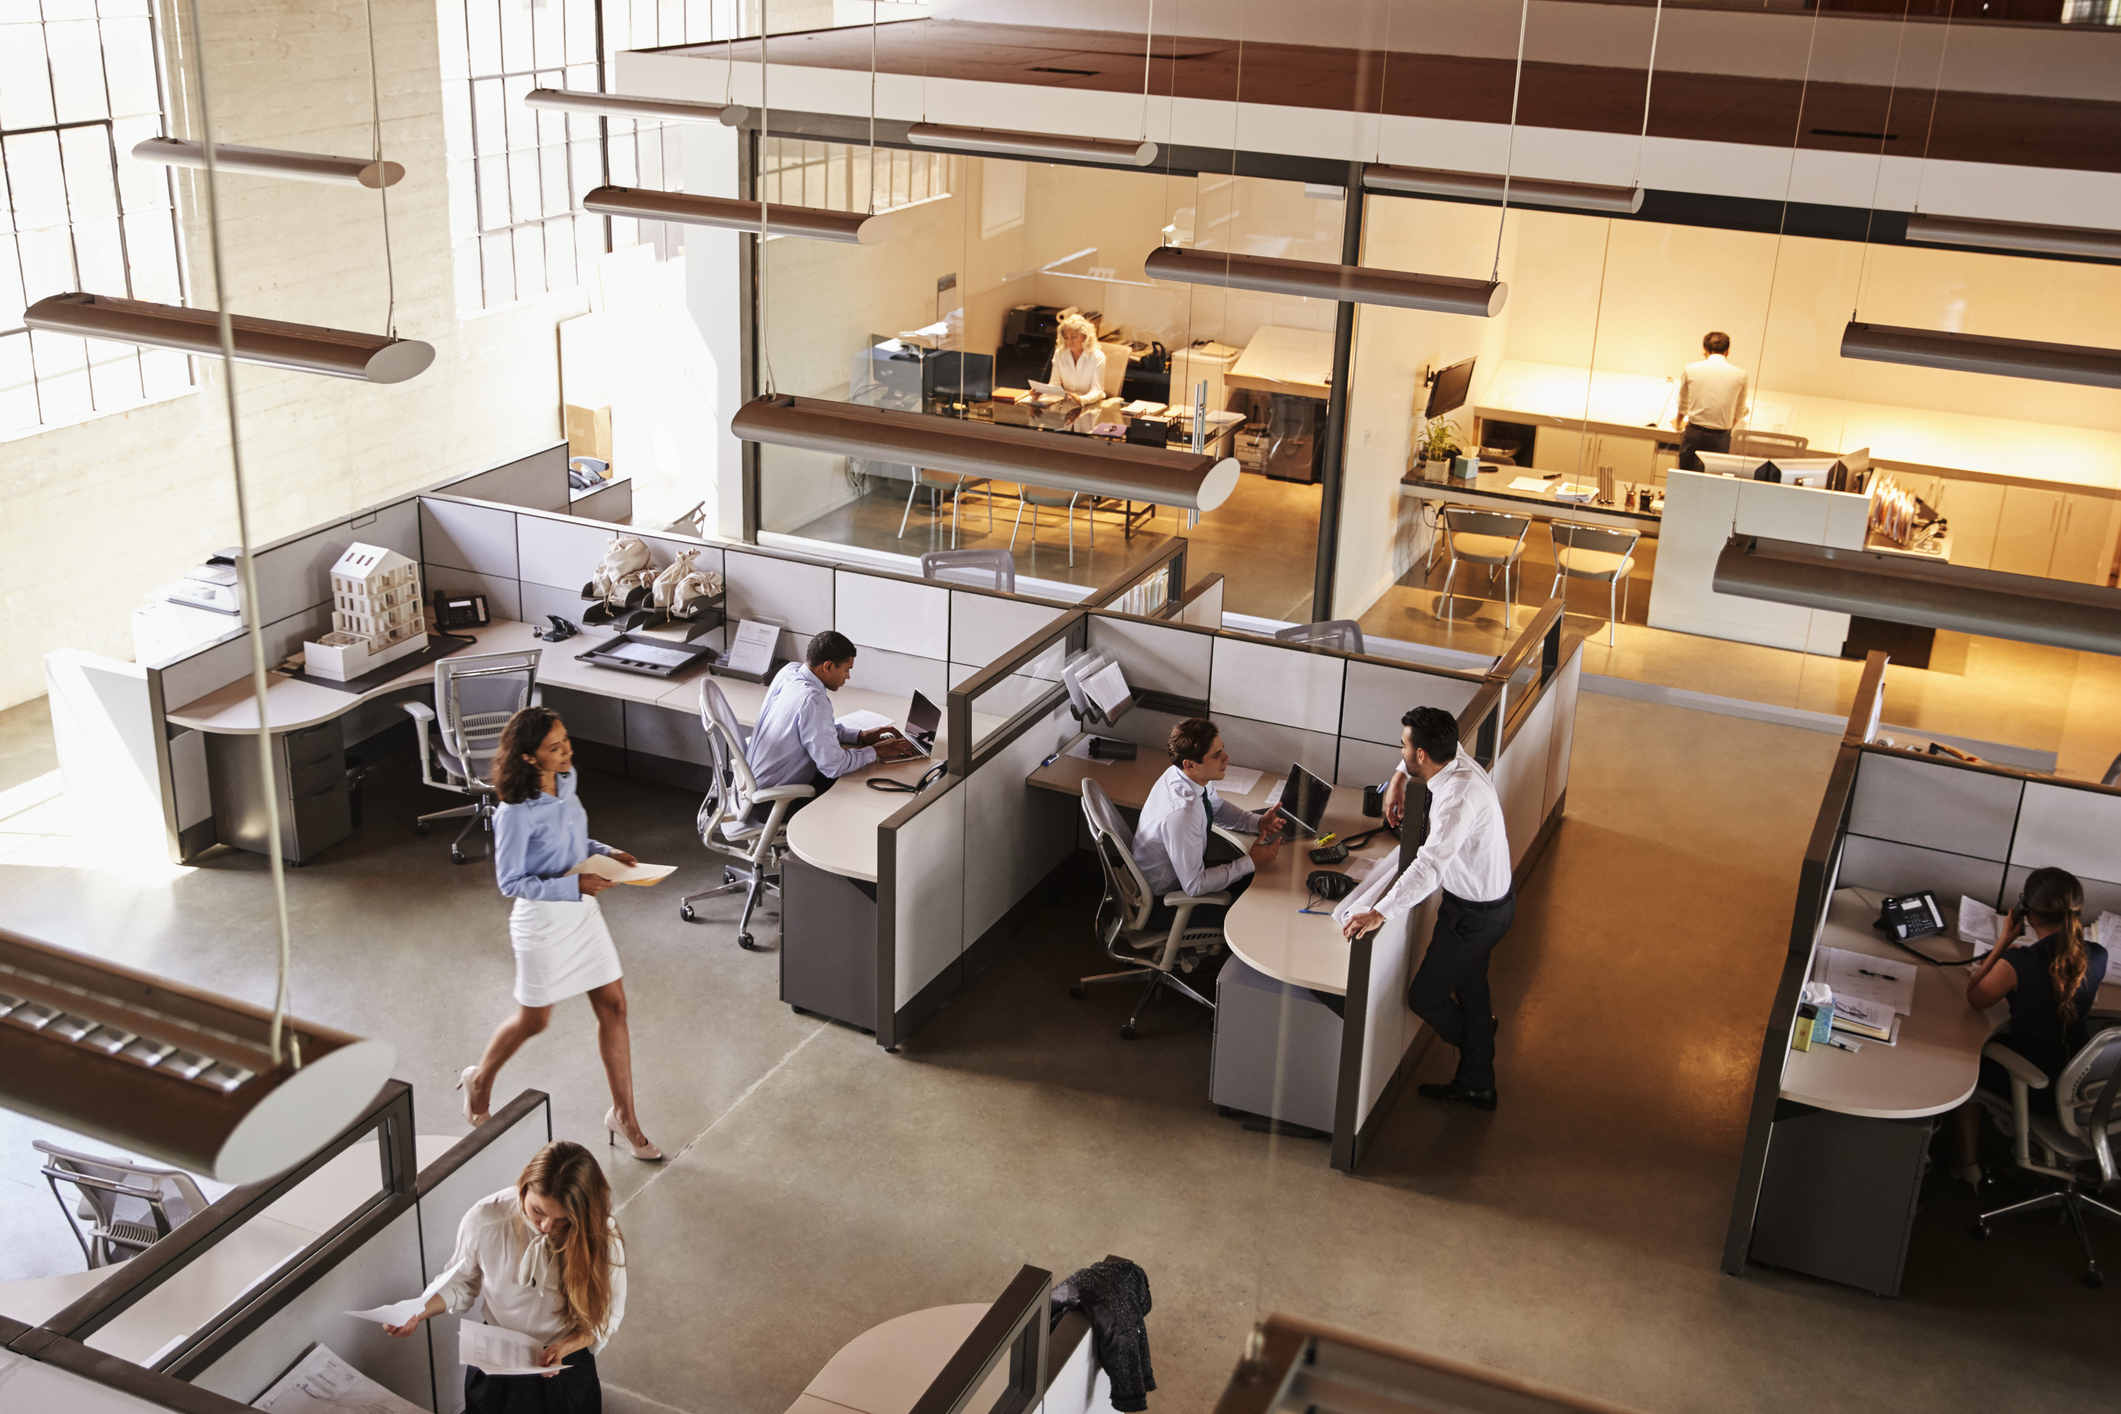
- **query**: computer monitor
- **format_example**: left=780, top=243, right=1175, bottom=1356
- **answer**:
left=1425, top=357, right=1475, bottom=418
left=1276, top=763, right=1335, bottom=839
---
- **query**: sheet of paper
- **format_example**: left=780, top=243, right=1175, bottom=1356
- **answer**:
left=1345, top=856, right=1381, bottom=883
left=724, top=619, right=779, bottom=678
left=2099, top=911, right=2121, bottom=948
left=1063, top=734, right=1099, bottom=760
left=1508, top=475, right=1553, bottom=491
left=1219, top=765, right=1262, bottom=796
left=1957, top=895, right=1998, bottom=946
left=253, top=1343, right=427, bottom=1414
left=458, top=1319, right=551, bottom=1377
left=1081, top=661, right=1131, bottom=716
left=569, top=856, right=677, bottom=886
left=608, top=641, right=694, bottom=669
left=345, top=1299, right=427, bottom=1327
left=836, top=709, right=895, bottom=734
left=1817, top=947, right=1916, bottom=1014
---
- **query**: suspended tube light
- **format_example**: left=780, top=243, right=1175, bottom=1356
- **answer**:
left=907, top=123, right=1157, bottom=166
left=1841, top=321, right=2121, bottom=391
left=1363, top=164, right=1643, bottom=215
left=1713, top=535, right=2121, bottom=656
left=582, top=187, right=890, bottom=244
left=733, top=394, right=1241, bottom=511
left=1143, top=245, right=1506, bottom=318
left=134, top=136, right=404, bottom=189
left=0, top=927, right=396, bottom=1183
left=525, top=89, right=749, bottom=126
left=25, top=293, right=434, bottom=383
left=1904, top=213, right=2121, bottom=262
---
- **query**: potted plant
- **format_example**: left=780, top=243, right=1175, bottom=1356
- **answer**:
left=1416, top=418, right=1463, bottom=478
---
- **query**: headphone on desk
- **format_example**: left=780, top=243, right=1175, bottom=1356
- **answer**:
left=867, top=763, right=948, bottom=795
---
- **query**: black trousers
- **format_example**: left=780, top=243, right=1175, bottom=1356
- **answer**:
left=465, top=1349, right=599, bottom=1414
left=1405, top=889, right=1515, bottom=1090
left=1677, top=425, right=1730, bottom=471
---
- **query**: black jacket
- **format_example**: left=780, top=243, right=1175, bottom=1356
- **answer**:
left=1052, top=1256, right=1155, bottom=1412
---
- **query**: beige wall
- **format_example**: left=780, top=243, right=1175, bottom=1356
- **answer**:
left=0, top=0, right=584, bottom=710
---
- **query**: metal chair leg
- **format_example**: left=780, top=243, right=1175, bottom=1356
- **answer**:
left=1010, top=496, right=1029, bottom=551
left=1441, top=556, right=1460, bottom=621
left=1607, top=576, right=1618, bottom=646
left=898, top=479, right=920, bottom=538
left=1066, top=495, right=1077, bottom=567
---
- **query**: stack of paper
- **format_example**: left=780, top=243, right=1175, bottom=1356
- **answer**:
left=2099, top=912, right=2121, bottom=948
left=568, top=856, right=676, bottom=886
left=1831, top=993, right=1897, bottom=1042
left=459, top=1320, right=551, bottom=1376
left=1818, top=947, right=1915, bottom=1014
left=1219, top=765, right=1263, bottom=795
left=1958, top=895, right=1999, bottom=946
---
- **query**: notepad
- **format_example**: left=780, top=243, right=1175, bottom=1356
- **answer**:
left=1817, top=947, right=1915, bottom=1014
left=569, top=856, right=677, bottom=886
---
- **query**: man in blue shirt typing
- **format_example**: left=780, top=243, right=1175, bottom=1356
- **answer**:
left=746, top=631, right=920, bottom=819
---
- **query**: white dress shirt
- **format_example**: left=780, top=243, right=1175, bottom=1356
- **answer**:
left=1049, top=344, right=1107, bottom=401
left=420, top=1188, right=627, bottom=1350
left=1373, top=754, right=1513, bottom=918
left=1676, top=354, right=1749, bottom=432
left=747, top=664, right=874, bottom=789
left=1132, top=764, right=1265, bottom=898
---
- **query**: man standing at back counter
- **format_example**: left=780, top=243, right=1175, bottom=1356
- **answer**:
left=1341, top=706, right=1515, bottom=1111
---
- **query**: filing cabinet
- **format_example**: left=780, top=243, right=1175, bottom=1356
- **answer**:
left=207, top=720, right=352, bottom=863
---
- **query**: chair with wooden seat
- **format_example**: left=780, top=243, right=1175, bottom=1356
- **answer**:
left=1548, top=522, right=1642, bottom=645
left=1438, top=507, right=1531, bottom=621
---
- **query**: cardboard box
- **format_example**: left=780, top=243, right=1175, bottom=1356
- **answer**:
left=565, top=404, right=612, bottom=470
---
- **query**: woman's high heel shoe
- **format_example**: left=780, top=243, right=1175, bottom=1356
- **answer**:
left=604, top=1107, right=663, bottom=1162
left=457, top=1066, right=489, bottom=1127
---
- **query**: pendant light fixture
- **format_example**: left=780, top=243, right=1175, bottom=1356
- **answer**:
left=733, top=395, right=1241, bottom=511
left=0, top=927, right=396, bottom=1183
left=1903, top=213, right=2121, bottom=262
left=582, top=187, right=890, bottom=244
left=1362, top=165, right=1642, bottom=214
left=25, top=293, right=435, bottom=383
left=907, top=124, right=1157, bottom=167
left=1143, top=246, right=1506, bottom=317
left=135, top=136, right=403, bottom=189
left=525, top=89, right=749, bottom=126
left=1840, top=321, right=2121, bottom=391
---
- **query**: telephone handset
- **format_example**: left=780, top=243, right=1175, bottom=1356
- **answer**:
left=1876, top=890, right=1945, bottom=943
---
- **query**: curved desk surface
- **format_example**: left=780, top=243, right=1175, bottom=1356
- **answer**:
left=784, top=1302, right=1004, bottom=1414
left=1027, top=739, right=1402, bottom=996
left=785, top=741, right=953, bottom=886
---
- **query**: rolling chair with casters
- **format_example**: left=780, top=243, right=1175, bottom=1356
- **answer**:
left=1071, top=778, right=1225, bottom=1040
left=921, top=548, right=1016, bottom=593
left=679, top=678, right=812, bottom=949
left=1274, top=620, right=1365, bottom=655
left=1970, top=1026, right=2121, bottom=1287
left=404, top=650, right=541, bottom=863
left=35, top=1140, right=209, bottom=1268
left=1011, top=485, right=1092, bottom=566
left=1548, top=523, right=1641, bottom=646
left=899, top=467, right=993, bottom=547
left=1438, top=507, right=1531, bottom=622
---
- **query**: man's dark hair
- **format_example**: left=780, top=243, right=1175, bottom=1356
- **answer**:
left=1168, top=717, right=1220, bottom=768
left=806, top=630, right=857, bottom=668
left=1703, top=331, right=1731, bottom=355
left=1401, top=706, right=1459, bottom=764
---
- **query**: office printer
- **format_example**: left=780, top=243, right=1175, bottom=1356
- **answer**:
left=159, top=549, right=244, bottom=616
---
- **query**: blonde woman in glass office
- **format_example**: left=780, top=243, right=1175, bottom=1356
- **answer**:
left=383, top=1140, right=625, bottom=1413
left=1048, top=314, right=1107, bottom=402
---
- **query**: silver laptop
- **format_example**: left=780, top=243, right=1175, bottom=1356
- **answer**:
left=897, top=691, right=941, bottom=758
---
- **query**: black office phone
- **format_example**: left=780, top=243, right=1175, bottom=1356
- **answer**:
left=1876, top=890, right=1945, bottom=943
left=433, top=591, right=490, bottom=630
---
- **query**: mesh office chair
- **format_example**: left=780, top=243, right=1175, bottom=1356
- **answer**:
left=1438, top=507, right=1531, bottom=622
left=1971, top=1026, right=2121, bottom=1287
left=36, top=1140, right=209, bottom=1268
left=1731, top=430, right=1809, bottom=459
left=899, top=468, right=993, bottom=547
left=1070, top=778, right=1226, bottom=1040
left=921, top=548, right=1016, bottom=593
left=1011, top=486, right=1092, bottom=566
left=679, top=678, right=814, bottom=950
left=403, top=649, right=541, bottom=864
left=1548, top=523, right=1642, bottom=646
left=1274, top=620, right=1366, bottom=655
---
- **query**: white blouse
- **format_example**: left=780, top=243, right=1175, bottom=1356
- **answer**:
left=1049, top=344, right=1107, bottom=400
left=420, top=1188, right=627, bottom=1351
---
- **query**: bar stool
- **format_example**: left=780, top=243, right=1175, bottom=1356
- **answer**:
left=1438, top=507, right=1531, bottom=621
left=1548, top=522, right=1642, bottom=645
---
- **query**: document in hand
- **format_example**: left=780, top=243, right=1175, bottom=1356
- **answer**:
left=459, top=1319, right=551, bottom=1376
left=1958, top=896, right=1999, bottom=946
left=569, top=856, right=677, bottom=886
left=1818, top=947, right=1916, bottom=1014
left=346, top=1299, right=428, bottom=1327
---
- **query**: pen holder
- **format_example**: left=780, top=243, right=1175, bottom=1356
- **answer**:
left=1361, top=785, right=1385, bottom=818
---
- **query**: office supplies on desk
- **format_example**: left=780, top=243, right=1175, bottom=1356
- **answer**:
left=1818, top=947, right=1916, bottom=1014
left=1876, top=890, right=1945, bottom=942
left=1310, top=842, right=1350, bottom=864
left=1088, top=737, right=1136, bottom=761
left=569, top=856, right=676, bottom=885
left=432, top=590, right=490, bottom=630
left=714, top=618, right=780, bottom=682
left=1792, top=1003, right=1816, bottom=1051
left=1553, top=483, right=1598, bottom=502
left=574, top=633, right=715, bottom=678
left=160, top=553, right=243, bottom=615
left=837, top=709, right=895, bottom=734
left=1830, top=995, right=1898, bottom=1043
left=1508, top=475, right=1553, bottom=492
left=534, top=614, right=578, bottom=642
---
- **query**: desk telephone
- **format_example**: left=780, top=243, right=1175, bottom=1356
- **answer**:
left=1876, top=890, right=1945, bottom=943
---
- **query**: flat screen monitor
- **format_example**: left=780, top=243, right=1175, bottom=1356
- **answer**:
left=1426, top=357, right=1475, bottom=418
left=1277, top=763, right=1335, bottom=839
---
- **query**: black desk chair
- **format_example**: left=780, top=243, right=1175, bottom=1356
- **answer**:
left=1971, top=1026, right=2121, bottom=1287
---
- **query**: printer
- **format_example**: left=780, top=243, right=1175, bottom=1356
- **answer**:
left=133, top=550, right=247, bottom=664
left=160, top=549, right=244, bottom=616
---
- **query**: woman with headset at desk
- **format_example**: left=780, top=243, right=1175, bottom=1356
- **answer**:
left=1947, top=866, right=2109, bottom=1189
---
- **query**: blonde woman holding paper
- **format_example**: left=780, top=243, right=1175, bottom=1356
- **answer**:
left=383, top=1140, right=626, bottom=1411
left=457, top=707, right=662, bottom=1161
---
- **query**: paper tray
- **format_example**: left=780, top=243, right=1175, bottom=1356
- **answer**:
left=575, top=633, right=717, bottom=679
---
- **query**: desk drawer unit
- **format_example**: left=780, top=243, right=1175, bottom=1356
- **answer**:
left=206, top=722, right=352, bottom=864
left=1212, top=957, right=1341, bottom=1135
left=1749, top=1102, right=1929, bottom=1297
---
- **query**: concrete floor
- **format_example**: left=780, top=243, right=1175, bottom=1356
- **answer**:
left=3, top=693, right=2118, bottom=1413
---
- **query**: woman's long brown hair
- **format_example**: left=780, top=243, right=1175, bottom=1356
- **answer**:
left=518, top=1141, right=622, bottom=1340
left=492, top=707, right=562, bottom=805
left=2023, top=867, right=2090, bottom=1027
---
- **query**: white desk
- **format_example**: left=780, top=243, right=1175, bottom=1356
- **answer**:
left=786, top=1303, right=1006, bottom=1414
left=1225, top=326, right=1336, bottom=402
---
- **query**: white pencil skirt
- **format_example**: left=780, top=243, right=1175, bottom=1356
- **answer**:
left=509, top=896, right=623, bottom=1007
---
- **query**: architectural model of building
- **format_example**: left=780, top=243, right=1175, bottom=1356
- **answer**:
left=303, top=543, right=427, bottom=681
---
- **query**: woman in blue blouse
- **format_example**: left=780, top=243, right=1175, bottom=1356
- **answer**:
left=459, top=707, right=662, bottom=1161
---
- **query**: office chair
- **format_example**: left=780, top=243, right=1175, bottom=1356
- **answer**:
left=1438, top=507, right=1531, bottom=622
left=1273, top=620, right=1366, bottom=655
left=921, top=548, right=1016, bottom=593
left=1970, top=1026, right=2121, bottom=1287
left=1070, top=779, right=1226, bottom=1040
left=35, top=1140, right=209, bottom=1269
left=1012, top=485, right=1092, bottom=567
left=1548, top=523, right=1642, bottom=646
left=680, top=678, right=813, bottom=950
left=403, top=649, right=541, bottom=864
left=898, top=467, right=993, bottom=548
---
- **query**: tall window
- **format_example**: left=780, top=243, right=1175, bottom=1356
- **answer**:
left=1, top=0, right=187, bottom=442
left=758, top=139, right=955, bottom=220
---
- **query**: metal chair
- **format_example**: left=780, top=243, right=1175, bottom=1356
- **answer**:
left=1970, top=1026, right=2121, bottom=1287
left=678, top=678, right=813, bottom=950
left=35, top=1140, right=209, bottom=1269
left=1438, top=507, right=1531, bottom=621
left=1011, top=485, right=1092, bottom=566
left=1548, top=523, right=1642, bottom=646
left=898, top=467, right=993, bottom=547
left=403, top=649, right=541, bottom=864
left=1069, top=778, right=1226, bottom=1040
left=1274, top=620, right=1366, bottom=655
left=921, top=548, right=1016, bottom=593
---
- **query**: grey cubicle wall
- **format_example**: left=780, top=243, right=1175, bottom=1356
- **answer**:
left=426, top=442, right=571, bottom=512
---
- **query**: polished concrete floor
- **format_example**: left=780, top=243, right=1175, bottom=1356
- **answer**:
left=4, top=694, right=2117, bottom=1413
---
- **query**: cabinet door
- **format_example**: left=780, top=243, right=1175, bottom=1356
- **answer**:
left=2052, top=493, right=2121, bottom=585
left=1595, top=433, right=1658, bottom=483
left=1989, top=486, right=2062, bottom=578
left=1933, top=477, right=2004, bottom=571
left=1531, top=427, right=1589, bottom=476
